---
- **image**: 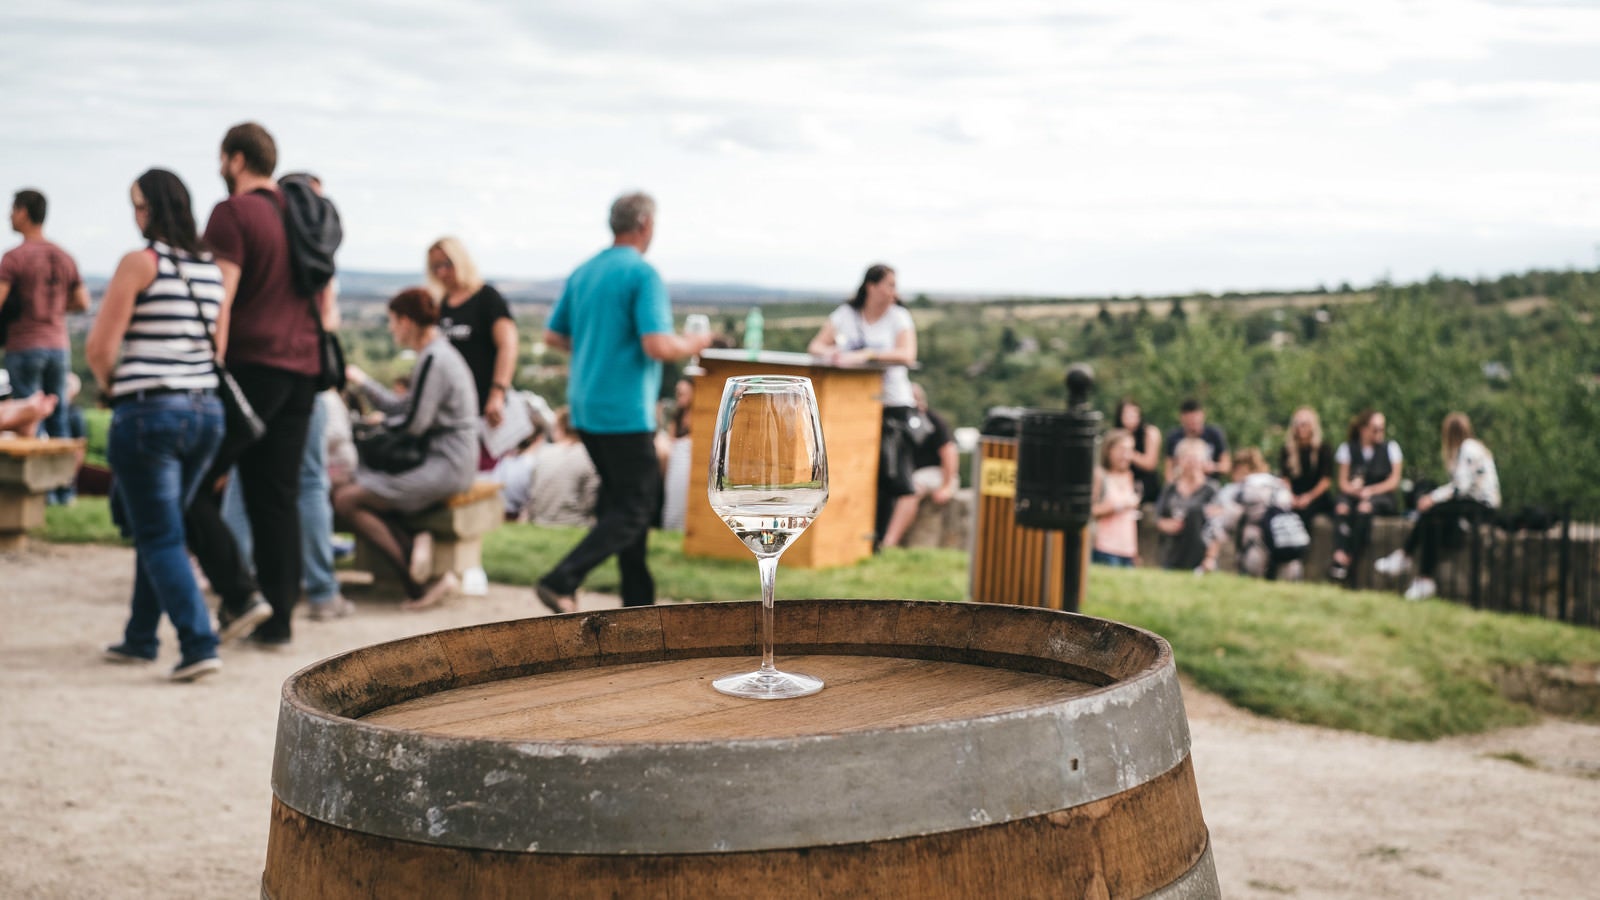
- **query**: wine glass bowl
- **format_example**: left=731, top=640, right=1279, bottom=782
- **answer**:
left=708, top=375, right=829, bottom=699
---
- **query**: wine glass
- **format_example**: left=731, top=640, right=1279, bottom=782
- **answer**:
left=684, top=314, right=711, bottom=374
left=708, top=375, right=829, bottom=699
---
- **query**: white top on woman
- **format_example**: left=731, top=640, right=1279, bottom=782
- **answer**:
left=1431, top=438, right=1500, bottom=508
left=824, top=303, right=915, bottom=408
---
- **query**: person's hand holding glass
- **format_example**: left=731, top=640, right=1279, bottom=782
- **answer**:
left=708, top=375, right=829, bottom=699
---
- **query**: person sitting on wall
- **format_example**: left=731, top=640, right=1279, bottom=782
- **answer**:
left=1091, top=428, right=1142, bottom=567
left=1154, top=437, right=1220, bottom=571
left=1374, top=412, right=1500, bottom=601
left=525, top=407, right=600, bottom=528
left=1200, top=447, right=1303, bottom=581
left=1329, top=408, right=1403, bottom=583
left=1163, top=398, right=1230, bottom=481
left=880, top=383, right=958, bottom=548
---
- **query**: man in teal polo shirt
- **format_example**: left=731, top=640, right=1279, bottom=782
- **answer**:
left=535, top=192, right=713, bottom=612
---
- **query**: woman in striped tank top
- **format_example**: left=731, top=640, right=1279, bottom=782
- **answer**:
left=86, top=169, right=228, bottom=682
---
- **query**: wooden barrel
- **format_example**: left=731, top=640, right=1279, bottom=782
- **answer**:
left=264, top=600, right=1218, bottom=899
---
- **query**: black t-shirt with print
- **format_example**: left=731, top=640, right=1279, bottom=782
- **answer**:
left=437, top=284, right=513, bottom=414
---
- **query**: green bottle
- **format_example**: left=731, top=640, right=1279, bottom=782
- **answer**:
left=744, top=307, right=764, bottom=359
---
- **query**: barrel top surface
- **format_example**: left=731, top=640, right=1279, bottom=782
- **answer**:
left=361, top=655, right=1100, bottom=743
left=273, top=601, right=1195, bottom=854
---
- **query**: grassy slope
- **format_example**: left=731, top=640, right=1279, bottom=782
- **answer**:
left=44, top=502, right=1600, bottom=741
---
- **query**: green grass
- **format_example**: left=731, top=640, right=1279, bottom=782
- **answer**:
left=1080, top=567, right=1600, bottom=740
left=41, top=504, right=1600, bottom=741
left=83, top=407, right=110, bottom=468
left=482, top=525, right=968, bottom=604
left=37, top=496, right=125, bottom=545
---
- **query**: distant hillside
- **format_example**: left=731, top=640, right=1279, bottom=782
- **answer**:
left=334, top=270, right=830, bottom=306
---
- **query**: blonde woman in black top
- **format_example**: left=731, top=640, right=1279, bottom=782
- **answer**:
left=1278, top=406, right=1333, bottom=529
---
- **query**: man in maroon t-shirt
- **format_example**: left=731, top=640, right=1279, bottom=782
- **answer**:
left=0, top=189, right=90, bottom=473
left=183, top=122, right=322, bottom=646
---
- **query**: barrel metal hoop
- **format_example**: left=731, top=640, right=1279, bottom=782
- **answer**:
left=271, top=602, right=1195, bottom=855
left=1146, top=839, right=1221, bottom=900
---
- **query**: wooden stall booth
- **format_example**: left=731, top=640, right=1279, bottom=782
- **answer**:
left=684, top=349, right=889, bottom=569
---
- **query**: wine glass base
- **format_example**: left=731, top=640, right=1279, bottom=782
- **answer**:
left=713, top=668, right=824, bottom=700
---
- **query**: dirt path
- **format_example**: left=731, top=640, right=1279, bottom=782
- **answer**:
left=2, top=543, right=1596, bottom=898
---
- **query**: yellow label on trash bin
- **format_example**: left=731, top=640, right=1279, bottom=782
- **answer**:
left=980, top=457, right=1017, bottom=498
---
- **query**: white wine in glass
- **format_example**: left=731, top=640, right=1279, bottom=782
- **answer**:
left=708, top=375, right=829, bottom=699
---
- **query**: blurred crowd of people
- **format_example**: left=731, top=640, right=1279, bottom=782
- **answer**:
left=10, top=119, right=1501, bottom=690
left=1093, top=396, right=1501, bottom=601
left=0, top=123, right=720, bottom=680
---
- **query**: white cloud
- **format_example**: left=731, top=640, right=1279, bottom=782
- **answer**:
left=1, top=0, right=1598, bottom=295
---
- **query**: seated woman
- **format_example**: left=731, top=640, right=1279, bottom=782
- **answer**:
left=1278, top=406, right=1333, bottom=529
left=1374, top=412, right=1500, bottom=601
left=1329, top=409, right=1403, bottom=583
left=1091, top=429, right=1141, bottom=567
left=526, top=407, right=600, bottom=528
left=657, top=377, right=694, bottom=531
left=335, top=288, right=479, bottom=609
left=1154, top=437, right=1219, bottom=571
left=1114, top=398, right=1163, bottom=505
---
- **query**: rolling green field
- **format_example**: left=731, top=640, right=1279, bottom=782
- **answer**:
left=43, top=499, right=1600, bottom=742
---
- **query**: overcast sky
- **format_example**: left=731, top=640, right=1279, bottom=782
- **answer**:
left=4, top=0, right=1597, bottom=297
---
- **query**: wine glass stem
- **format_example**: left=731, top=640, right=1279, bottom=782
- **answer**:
left=757, top=554, right=778, bottom=674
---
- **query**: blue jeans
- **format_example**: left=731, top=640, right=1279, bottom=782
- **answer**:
left=4, top=346, right=72, bottom=502
left=108, top=391, right=225, bottom=662
left=1092, top=549, right=1135, bottom=568
left=221, top=393, right=336, bottom=604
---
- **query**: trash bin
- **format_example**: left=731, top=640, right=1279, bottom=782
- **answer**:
left=969, top=408, right=1067, bottom=608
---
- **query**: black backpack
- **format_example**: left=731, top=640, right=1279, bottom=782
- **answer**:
left=277, top=174, right=342, bottom=299
left=1261, top=508, right=1311, bottom=562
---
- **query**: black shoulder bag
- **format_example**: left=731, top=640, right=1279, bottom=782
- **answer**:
left=353, top=355, right=434, bottom=474
left=167, top=248, right=266, bottom=442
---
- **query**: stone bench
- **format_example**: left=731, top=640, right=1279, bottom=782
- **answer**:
left=349, top=480, right=503, bottom=595
left=0, top=438, right=84, bottom=552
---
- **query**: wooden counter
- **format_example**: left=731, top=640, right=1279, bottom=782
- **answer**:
left=683, top=350, right=889, bottom=569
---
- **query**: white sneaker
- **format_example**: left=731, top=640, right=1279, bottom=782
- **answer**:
left=1374, top=550, right=1411, bottom=577
left=461, top=566, right=489, bottom=597
left=1403, top=578, right=1437, bottom=601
